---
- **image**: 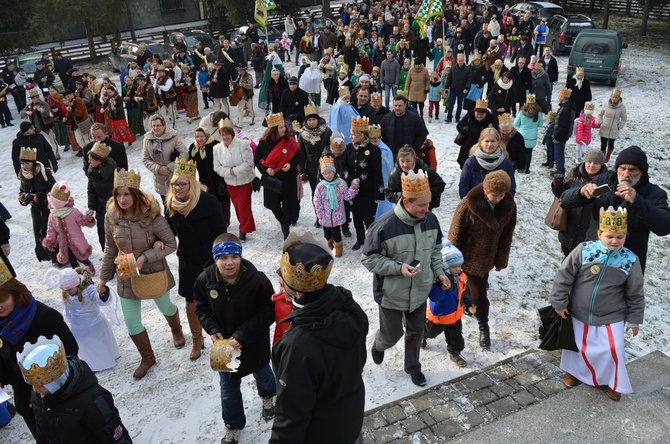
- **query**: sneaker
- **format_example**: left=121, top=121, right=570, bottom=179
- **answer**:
left=221, top=427, right=241, bottom=444
left=410, top=372, right=427, bottom=387
left=449, top=353, right=467, bottom=367
left=261, top=396, right=275, bottom=420
left=371, top=344, right=384, bottom=364
left=342, top=227, right=352, bottom=238
left=563, top=372, right=581, bottom=388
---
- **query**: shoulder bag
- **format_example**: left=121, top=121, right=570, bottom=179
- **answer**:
left=544, top=197, right=567, bottom=231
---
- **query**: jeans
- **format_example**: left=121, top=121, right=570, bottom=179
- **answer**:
left=554, top=141, right=566, bottom=174
left=295, top=47, right=301, bottom=64
left=384, top=83, right=397, bottom=109
left=219, top=364, right=276, bottom=429
left=447, top=90, right=465, bottom=121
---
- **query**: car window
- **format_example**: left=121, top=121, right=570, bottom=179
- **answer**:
left=566, top=22, right=595, bottom=33
left=574, top=37, right=616, bottom=55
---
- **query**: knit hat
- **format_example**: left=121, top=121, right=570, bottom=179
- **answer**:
left=44, top=268, right=81, bottom=291
left=20, top=121, right=34, bottom=132
left=441, top=240, right=464, bottom=267
left=615, top=145, right=648, bottom=175
left=584, top=149, right=605, bottom=165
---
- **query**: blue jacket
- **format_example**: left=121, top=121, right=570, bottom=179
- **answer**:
left=459, top=156, right=517, bottom=198
left=428, top=80, right=444, bottom=102
left=197, top=70, right=209, bottom=88
left=514, top=111, right=544, bottom=148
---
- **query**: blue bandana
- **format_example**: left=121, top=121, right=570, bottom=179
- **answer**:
left=213, top=242, right=243, bottom=261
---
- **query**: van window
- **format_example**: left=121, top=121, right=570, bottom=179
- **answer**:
left=566, top=22, right=594, bottom=34
left=574, top=37, right=616, bottom=55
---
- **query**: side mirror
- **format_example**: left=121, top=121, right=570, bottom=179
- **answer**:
left=622, top=42, right=628, bottom=49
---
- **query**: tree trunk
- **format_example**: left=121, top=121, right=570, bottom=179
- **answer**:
left=322, top=0, right=333, bottom=19
left=84, top=18, right=97, bottom=61
left=125, top=0, right=137, bottom=41
left=588, top=0, right=596, bottom=17
left=603, top=0, right=610, bottom=29
left=641, top=0, right=651, bottom=36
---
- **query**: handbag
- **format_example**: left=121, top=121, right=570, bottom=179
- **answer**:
left=544, top=197, right=568, bottom=231
left=131, top=268, right=169, bottom=300
left=260, top=174, right=283, bottom=193
left=454, top=132, right=466, bottom=145
left=538, top=305, right=578, bottom=352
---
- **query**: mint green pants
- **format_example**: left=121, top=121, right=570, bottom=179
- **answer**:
left=120, top=292, right=177, bottom=335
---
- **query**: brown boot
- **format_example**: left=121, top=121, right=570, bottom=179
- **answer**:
left=165, top=311, right=186, bottom=349
left=605, top=148, right=614, bottom=163
left=334, top=241, right=343, bottom=257
left=185, top=302, right=204, bottom=361
left=327, top=238, right=334, bottom=250
left=129, top=330, right=156, bottom=379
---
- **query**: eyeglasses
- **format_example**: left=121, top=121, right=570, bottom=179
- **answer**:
left=172, top=182, right=189, bottom=189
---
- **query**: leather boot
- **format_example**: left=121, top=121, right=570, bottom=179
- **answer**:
left=185, top=302, right=204, bottom=361
left=334, top=241, right=343, bottom=257
left=605, top=148, right=614, bottom=163
left=478, top=318, right=491, bottom=349
left=327, top=238, right=334, bottom=250
left=129, top=330, right=156, bottom=379
left=281, top=223, right=290, bottom=240
left=165, top=311, right=186, bottom=349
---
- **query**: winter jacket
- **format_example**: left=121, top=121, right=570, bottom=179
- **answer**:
left=385, top=159, right=445, bottom=209
left=313, top=178, right=358, bottom=227
left=514, top=110, right=544, bottom=148
left=142, top=127, right=188, bottom=196
left=254, top=137, right=302, bottom=212
left=543, top=55, right=559, bottom=82
left=270, top=285, right=368, bottom=444
left=426, top=272, right=468, bottom=325
left=599, top=98, right=627, bottom=140
left=193, top=259, right=274, bottom=377
left=530, top=69, right=551, bottom=111
left=487, top=78, right=516, bottom=114
left=20, top=99, right=54, bottom=132
left=279, top=87, right=310, bottom=122
left=560, top=170, right=670, bottom=272
left=551, top=163, right=608, bottom=251
left=459, top=155, right=517, bottom=198
left=448, top=183, right=516, bottom=278
left=298, top=119, right=332, bottom=178
left=208, top=66, right=231, bottom=99
left=445, top=63, right=472, bottom=92
left=574, top=112, right=600, bottom=145
left=87, top=158, right=116, bottom=213
left=428, top=80, right=444, bottom=102
left=406, top=65, right=430, bottom=103
left=510, top=65, right=531, bottom=103
left=82, top=137, right=128, bottom=174
left=550, top=241, right=644, bottom=326
left=31, top=356, right=131, bottom=444
left=553, top=100, right=576, bottom=142
left=502, top=130, right=526, bottom=170
left=188, top=140, right=227, bottom=202
left=343, top=141, right=384, bottom=200
left=43, top=196, right=95, bottom=264
left=565, top=76, right=592, bottom=114
left=361, top=201, right=445, bottom=311
left=168, top=192, right=226, bottom=296
left=380, top=109, right=429, bottom=157
left=212, top=136, right=256, bottom=187
left=100, top=195, right=176, bottom=299
left=12, top=131, right=58, bottom=174
left=456, top=111, right=499, bottom=168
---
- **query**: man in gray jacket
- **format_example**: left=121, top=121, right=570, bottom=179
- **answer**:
left=444, top=53, right=472, bottom=123
left=380, top=50, right=400, bottom=108
left=530, top=62, right=551, bottom=113
left=362, top=170, right=449, bottom=387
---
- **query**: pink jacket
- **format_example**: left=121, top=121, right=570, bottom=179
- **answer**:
left=313, top=178, right=358, bottom=228
left=43, top=195, right=95, bottom=264
left=575, top=111, right=601, bottom=145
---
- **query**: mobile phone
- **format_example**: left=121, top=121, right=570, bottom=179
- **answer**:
left=409, top=260, right=421, bottom=272
left=592, top=184, right=610, bottom=197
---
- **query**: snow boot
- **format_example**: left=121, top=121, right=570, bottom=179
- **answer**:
left=186, top=302, right=204, bottom=361
left=334, top=241, right=343, bottom=257
left=478, top=318, right=491, bottom=349
left=130, top=330, right=156, bottom=379
left=327, top=238, right=334, bottom=250
left=165, top=311, right=186, bottom=349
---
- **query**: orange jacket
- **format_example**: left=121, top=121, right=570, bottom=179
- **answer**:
left=426, top=273, right=468, bottom=325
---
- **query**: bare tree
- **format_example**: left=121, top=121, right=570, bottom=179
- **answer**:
left=603, top=0, right=611, bottom=29
left=322, top=0, right=333, bottom=19
left=641, top=0, right=652, bottom=36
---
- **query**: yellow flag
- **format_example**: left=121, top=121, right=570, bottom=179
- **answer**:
left=254, top=0, right=268, bottom=28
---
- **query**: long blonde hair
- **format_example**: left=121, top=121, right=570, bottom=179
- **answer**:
left=469, top=127, right=509, bottom=157
left=166, top=175, right=206, bottom=217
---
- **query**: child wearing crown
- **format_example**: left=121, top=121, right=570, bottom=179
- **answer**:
left=574, top=101, right=600, bottom=164
left=313, top=155, right=359, bottom=257
left=513, top=94, right=543, bottom=174
left=550, top=206, right=644, bottom=401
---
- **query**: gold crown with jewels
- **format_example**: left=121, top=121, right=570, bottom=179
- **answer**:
left=525, top=94, right=536, bottom=104
left=351, top=116, right=369, bottom=132
left=19, top=147, right=37, bottom=161
left=17, top=335, right=68, bottom=386
left=401, top=169, right=431, bottom=199
left=304, top=104, right=319, bottom=118
left=265, top=112, right=284, bottom=128
left=0, top=256, right=14, bottom=286
left=173, top=158, right=197, bottom=180
left=369, top=124, right=382, bottom=139
left=319, top=155, right=336, bottom=172
left=599, top=206, right=628, bottom=234
left=91, top=141, right=112, bottom=158
left=113, top=169, right=141, bottom=189
left=280, top=232, right=334, bottom=293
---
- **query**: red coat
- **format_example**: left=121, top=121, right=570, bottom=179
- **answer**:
left=272, top=291, right=292, bottom=344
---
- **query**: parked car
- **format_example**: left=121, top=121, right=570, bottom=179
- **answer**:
left=568, top=29, right=627, bottom=87
left=168, top=31, right=218, bottom=53
left=473, top=0, right=507, bottom=19
left=231, top=24, right=283, bottom=46
left=295, top=15, right=337, bottom=31
left=107, top=41, right=171, bottom=72
left=546, top=14, right=595, bottom=54
left=510, top=2, right=564, bottom=21
left=16, top=52, right=64, bottom=91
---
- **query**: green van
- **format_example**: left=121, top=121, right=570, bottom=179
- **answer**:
left=567, top=29, right=627, bottom=87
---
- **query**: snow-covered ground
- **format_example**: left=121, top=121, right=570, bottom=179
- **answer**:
left=2, top=41, right=669, bottom=443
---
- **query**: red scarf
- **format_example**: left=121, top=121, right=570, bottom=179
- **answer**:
left=261, top=136, right=298, bottom=171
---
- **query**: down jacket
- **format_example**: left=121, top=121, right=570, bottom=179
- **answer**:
left=100, top=194, right=176, bottom=299
left=43, top=195, right=95, bottom=264
left=574, top=112, right=600, bottom=145
left=142, top=126, right=188, bottom=196
left=212, top=136, right=256, bottom=186
left=599, top=98, right=627, bottom=140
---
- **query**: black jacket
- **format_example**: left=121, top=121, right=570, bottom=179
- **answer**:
left=553, top=100, right=576, bottom=142
left=339, top=44, right=360, bottom=73
left=543, top=55, right=559, bottom=82
left=12, top=132, right=58, bottom=174
left=380, top=110, right=429, bottom=157
left=82, top=137, right=128, bottom=174
left=270, top=285, right=368, bottom=444
left=510, top=65, right=531, bottom=103
left=193, top=259, right=275, bottom=377
left=385, top=159, right=445, bottom=209
left=188, top=141, right=227, bottom=202
left=456, top=111, right=499, bottom=168
left=31, top=356, right=131, bottom=444
left=565, top=76, right=592, bottom=114
left=561, top=171, right=670, bottom=272
left=298, top=119, right=332, bottom=178
left=280, top=87, right=310, bottom=123
left=267, top=76, right=290, bottom=113
left=87, top=157, right=116, bottom=213
left=209, top=66, right=231, bottom=99
left=343, top=141, right=384, bottom=200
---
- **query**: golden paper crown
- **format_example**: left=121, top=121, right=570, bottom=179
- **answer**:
left=210, top=339, right=242, bottom=372
left=0, top=256, right=14, bottom=287
left=611, top=87, right=622, bottom=97
left=218, top=117, right=234, bottom=129
left=369, top=124, right=382, bottom=139
left=403, top=58, right=411, bottom=66
left=265, top=112, right=284, bottom=128
left=49, top=181, right=70, bottom=202
left=174, top=158, right=197, bottom=180
left=525, top=94, right=536, bottom=104
left=319, top=156, right=336, bottom=172
left=158, top=63, right=170, bottom=71
left=280, top=232, right=334, bottom=293
left=114, top=252, right=139, bottom=279
left=498, top=113, right=512, bottom=125
left=370, top=92, right=382, bottom=105
left=351, top=116, right=369, bottom=132
left=401, top=169, right=431, bottom=199
left=599, top=206, right=627, bottom=234
left=547, top=111, right=558, bottom=121
left=19, top=147, right=37, bottom=161
left=17, top=335, right=67, bottom=386
left=558, top=88, right=572, bottom=98
left=475, top=99, right=489, bottom=110
left=354, top=63, right=362, bottom=71
left=575, top=67, right=585, bottom=75
left=304, top=104, right=319, bottom=118
left=330, top=133, right=346, bottom=153
left=396, top=90, right=408, bottom=98
left=584, top=102, right=595, bottom=111
left=113, top=169, right=141, bottom=189
left=90, top=141, right=112, bottom=158
left=338, top=86, right=350, bottom=97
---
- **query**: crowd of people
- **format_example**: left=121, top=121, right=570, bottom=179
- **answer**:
left=1, top=1, right=669, bottom=443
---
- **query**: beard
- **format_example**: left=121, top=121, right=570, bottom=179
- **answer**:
left=618, top=174, right=640, bottom=187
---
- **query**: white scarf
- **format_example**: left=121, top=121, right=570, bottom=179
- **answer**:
left=496, top=78, right=513, bottom=90
left=572, top=74, right=583, bottom=89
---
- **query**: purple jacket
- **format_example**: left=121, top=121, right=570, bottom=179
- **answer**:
left=313, top=178, right=358, bottom=227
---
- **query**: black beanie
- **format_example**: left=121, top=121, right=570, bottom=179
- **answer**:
left=615, top=145, right=648, bottom=175
left=20, top=121, right=33, bottom=133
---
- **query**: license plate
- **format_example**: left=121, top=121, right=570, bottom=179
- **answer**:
left=586, top=58, right=602, bottom=64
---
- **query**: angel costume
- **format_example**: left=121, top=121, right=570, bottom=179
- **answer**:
left=299, top=61, right=322, bottom=106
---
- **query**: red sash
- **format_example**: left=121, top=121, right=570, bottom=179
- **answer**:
left=260, top=136, right=298, bottom=171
